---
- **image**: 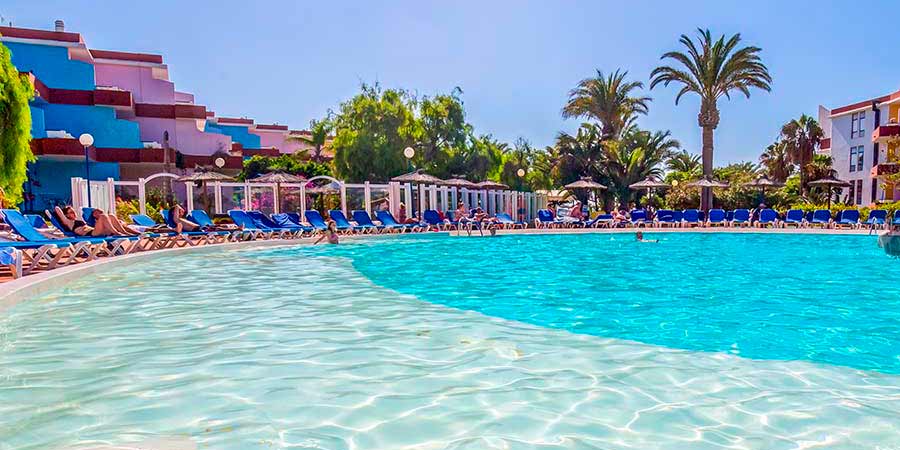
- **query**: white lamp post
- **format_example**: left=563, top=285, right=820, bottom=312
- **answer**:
left=79, top=133, right=95, bottom=207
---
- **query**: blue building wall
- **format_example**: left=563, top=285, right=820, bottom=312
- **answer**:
left=5, top=42, right=95, bottom=90
left=40, top=104, right=143, bottom=148
left=29, top=105, right=47, bottom=139
left=208, top=123, right=260, bottom=148
left=25, top=159, right=119, bottom=212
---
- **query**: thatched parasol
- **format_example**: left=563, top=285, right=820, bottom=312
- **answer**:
left=391, top=169, right=442, bottom=184
left=441, top=177, right=477, bottom=188
left=250, top=171, right=306, bottom=184
left=744, top=176, right=786, bottom=205
left=475, top=180, right=509, bottom=190
left=686, top=176, right=729, bottom=188
left=176, top=170, right=234, bottom=183
left=565, top=177, right=607, bottom=190
left=629, top=177, right=668, bottom=208
left=809, top=175, right=851, bottom=209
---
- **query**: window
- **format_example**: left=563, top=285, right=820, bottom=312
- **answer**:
left=850, top=145, right=864, bottom=172
left=856, top=179, right=864, bottom=205
left=848, top=181, right=856, bottom=204
left=857, top=145, right=865, bottom=171
left=851, top=111, right=866, bottom=138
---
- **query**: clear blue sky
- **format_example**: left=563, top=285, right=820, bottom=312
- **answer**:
left=3, top=1, right=898, bottom=165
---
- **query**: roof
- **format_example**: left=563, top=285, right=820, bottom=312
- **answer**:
left=0, top=25, right=82, bottom=43
left=90, top=49, right=163, bottom=64
left=830, top=89, right=900, bottom=116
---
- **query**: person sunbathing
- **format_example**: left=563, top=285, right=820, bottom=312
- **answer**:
left=55, top=206, right=138, bottom=237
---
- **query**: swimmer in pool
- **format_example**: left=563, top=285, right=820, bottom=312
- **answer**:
left=635, top=231, right=658, bottom=243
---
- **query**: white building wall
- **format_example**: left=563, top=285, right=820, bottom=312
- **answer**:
left=828, top=107, right=881, bottom=205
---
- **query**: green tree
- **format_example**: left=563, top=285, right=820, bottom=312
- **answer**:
left=0, top=41, right=35, bottom=206
left=331, top=84, right=418, bottom=182
left=562, top=69, right=651, bottom=140
left=239, top=154, right=332, bottom=181
left=603, top=128, right=679, bottom=208
left=712, top=162, right=760, bottom=210
left=289, top=118, right=333, bottom=163
left=413, top=89, right=471, bottom=176
left=666, top=149, right=702, bottom=177
left=759, top=141, right=794, bottom=182
left=779, top=114, right=823, bottom=195
left=651, top=28, right=772, bottom=210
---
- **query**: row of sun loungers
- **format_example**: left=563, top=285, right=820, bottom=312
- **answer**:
left=535, top=208, right=897, bottom=230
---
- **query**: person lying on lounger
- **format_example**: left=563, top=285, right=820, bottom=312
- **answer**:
left=55, top=206, right=138, bottom=237
left=314, top=220, right=340, bottom=245
left=170, top=204, right=231, bottom=233
left=635, top=231, right=658, bottom=243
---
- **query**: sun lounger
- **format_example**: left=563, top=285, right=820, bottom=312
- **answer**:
left=375, top=210, right=419, bottom=232
left=190, top=210, right=249, bottom=241
left=682, top=209, right=701, bottom=227
left=329, top=210, right=367, bottom=234
left=783, top=209, right=804, bottom=228
left=730, top=209, right=750, bottom=227
left=49, top=208, right=141, bottom=254
left=757, top=209, right=778, bottom=228
left=227, top=210, right=274, bottom=239
left=269, top=213, right=315, bottom=236
left=809, top=209, right=832, bottom=228
left=0, top=246, right=23, bottom=279
left=2, top=209, right=100, bottom=274
left=834, top=209, right=860, bottom=229
left=892, top=210, right=900, bottom=228
left=707, top=209, right=726, bottom=227
left=422, top=209, right=450, bottom=231
left=629, top=210, right=648, bottom=227
left=495, top=212, right=526, bottom=229
left=535, top=209, right=557, bottom=229
left=864, top=209, right=887, bottom=229
left=653, top=210, right=676, bottom=227
left=158, top=209, right=226, bottom=245
left=351, top=210, right=385, bottom=233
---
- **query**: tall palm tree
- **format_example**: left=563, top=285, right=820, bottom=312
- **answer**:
left=780, top=114, right=823, bottom=195
left=288, top=118, right=332, bottom=163
left=666, top=149, right=702, bottom=176
left=562, top=69, right=652, bottom=140
left=759, top=141, right=794, bottom=182
left=554, top=123, right=609, bottom=204
left=650, top=28, right=772, bottom=209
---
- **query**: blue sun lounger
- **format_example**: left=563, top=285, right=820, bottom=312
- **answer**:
left=158, top=209, right=229, bottom=244
left=190, top=210, right=250, bottom=241
left=729, top=209, right=750, bottom=227
left=585, top=213, right=614, bottom=228
left=375, top=210, right=418, bottom=232
left=707, top=209, right=726, bottom=227
left=242, top=211, right=299, bottom=238
left=810, top=209, right=832, bottom=227
left=535, top=209, right=557, bottom=228
left=757, top=209, right=778, bottom=228
left=865, top=209, right=887, bottom=229
left=682, top=209, right=701, bottom=227
left=783, top=209, right=804, bottom=227
left=496, top=212, right=526, bottom=229
left=329, top=210, right=365, bottom=233
left=834, top=209, right=860, bottom=229
left=654, top=210, right=677, bottom=227
left=0, top=246, right=23, bottom=278
left=227, top=210, right=274, bottom=239
left=351, top=210, right=385, bottom=233
left=422, top=209, right=449, bottom=231
left=52, top=208, right=142, bottom=254
left=269, top=213, right=314, bottom=236
left=2, top=208, right=103, bottom=273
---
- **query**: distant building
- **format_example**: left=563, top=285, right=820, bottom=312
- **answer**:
left=0, top=21, right=328, bottom=211
left=819, top=90, right=900, bottom=206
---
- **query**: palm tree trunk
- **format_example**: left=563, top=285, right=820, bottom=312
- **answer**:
left=799, top=151, right=808, bottom=197
left=701, top=125, right=714, bottom=210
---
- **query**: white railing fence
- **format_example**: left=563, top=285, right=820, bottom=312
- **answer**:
left=71, top=174, right=549, bottom=221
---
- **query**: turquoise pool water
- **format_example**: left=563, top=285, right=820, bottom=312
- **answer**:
left=320, top=232, right=900, bottom=374
left=1, top=232, right=899, bottom=449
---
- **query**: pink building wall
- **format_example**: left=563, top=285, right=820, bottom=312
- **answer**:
left=93, top=63, right=175, bottom=104
left=136, top=117, right=231, bottom=155
left=251, top=129, right=311, bottom=154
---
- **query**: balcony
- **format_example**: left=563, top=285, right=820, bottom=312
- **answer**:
left=872, top=124, right=900, bottom=143
left=872, top=162, right=900, bottom=178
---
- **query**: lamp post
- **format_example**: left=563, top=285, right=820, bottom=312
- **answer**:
left=403, top=146, right=415, bottom=172
left=79, top=133, right=94, bottom=207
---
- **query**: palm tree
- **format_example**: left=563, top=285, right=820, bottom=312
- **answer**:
left=603, top=128, right=679, bottom=207
left=562, top=69, right=651, bottom=140
left=554, top=123, right=609, bottom=204
left=289, top=118, right=332, bottom=163
left=759, top=141, right=794, bottom=182
left=666, top=149, right=702, bottom=176
left=780, top=114, right=823, bottom=195
left=650, top=28, right=772, bottom=209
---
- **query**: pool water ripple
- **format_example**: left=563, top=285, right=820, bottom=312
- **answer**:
left=0, top=234, right=898, bottom=449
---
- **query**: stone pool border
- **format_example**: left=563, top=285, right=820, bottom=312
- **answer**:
left=0, top=227, right=880, bottom=310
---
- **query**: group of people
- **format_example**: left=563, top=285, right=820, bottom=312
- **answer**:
left=50, top=204, right=231, bottom=238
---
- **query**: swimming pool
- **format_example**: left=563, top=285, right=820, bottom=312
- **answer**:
left=1, top=232, right=899, bottom=449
